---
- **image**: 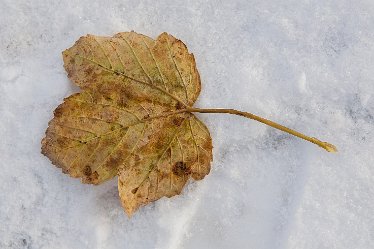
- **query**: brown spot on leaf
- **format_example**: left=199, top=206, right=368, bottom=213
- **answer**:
left=84, top=171, right=99, bottom=183
left=172, top=161, right=190, bottom=176
left=117, top=89, right=129, bottom=108
left=172, top=116, right=184, bottom=126
left=83, top=165, right=92, bottom=176
left=166, top=148, right=171, bottom=158
left=131, top=187, right=139, bottom=194
left=175, top=102, right=184, bottom=110
left=107, top=156, right=120, bottom=169
left=84, top=67, right=93, bottom=75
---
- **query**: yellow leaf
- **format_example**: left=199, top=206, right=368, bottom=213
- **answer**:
left=42, top=31, right=336, bottom=217
left=42, top=32, right=212, bottom=216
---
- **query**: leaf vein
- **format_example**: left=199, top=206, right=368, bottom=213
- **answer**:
left=91, top=36, right=113, bottom=69
left=72, top=53, right=186, bottom=106
left=118, top=34, right=154, bottom=84
left=141, top=37, right=169, bottom=91
left=166, top=39, right=189, bottom=102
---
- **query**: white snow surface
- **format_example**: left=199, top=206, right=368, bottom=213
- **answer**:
left=1, top=0, right=374, bottom=248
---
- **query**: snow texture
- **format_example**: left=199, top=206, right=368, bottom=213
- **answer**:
left=1, top=0, right=374, bottom=248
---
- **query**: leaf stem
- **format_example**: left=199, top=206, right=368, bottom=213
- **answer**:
left=143, top=109, right=190, bottom=121
left=186, top=107, right=337, bottom=152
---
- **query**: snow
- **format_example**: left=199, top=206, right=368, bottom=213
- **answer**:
left=1, top=0, right=374, bottom=248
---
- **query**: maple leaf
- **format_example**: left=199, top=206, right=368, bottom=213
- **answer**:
left=41, top=31, right=336, bottom=216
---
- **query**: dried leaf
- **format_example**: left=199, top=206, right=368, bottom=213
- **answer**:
left=42, top=31, right=337, bottom=217
left=42, top=32, right=212, bottom=216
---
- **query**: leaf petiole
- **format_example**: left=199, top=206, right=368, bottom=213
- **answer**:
left=186, top=107, right=337, bottom=153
